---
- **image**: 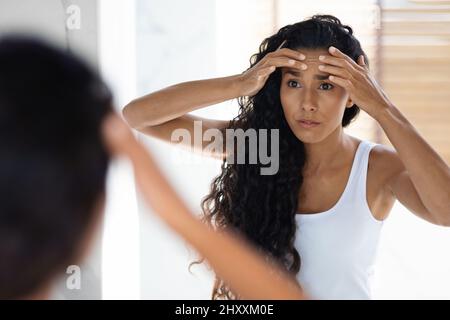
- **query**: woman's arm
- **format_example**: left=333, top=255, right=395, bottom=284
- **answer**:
left=101, top=113, right=306, bottom=300
left=123, top=77, right=239, bottom=160
left=321, top=46, right=450, bottom=226
left=121, top=49, right=306, bottom=159
left=123, top=75, right=242, bottom=129
left=374, top=104, right=450, bottom=226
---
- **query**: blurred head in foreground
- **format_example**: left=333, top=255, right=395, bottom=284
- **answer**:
left=0, top=36, right=112, bottom=299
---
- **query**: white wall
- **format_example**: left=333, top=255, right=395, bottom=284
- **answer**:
left=136, top=0, right=218, bottom=299
left=0, top=0, right=66, bottom=44
left=98, top=0, right=140, bottom=300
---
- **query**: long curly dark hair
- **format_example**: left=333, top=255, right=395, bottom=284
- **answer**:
left=200, top=15, right=369, bottom=299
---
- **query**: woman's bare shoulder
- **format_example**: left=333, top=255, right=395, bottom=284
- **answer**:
left=368, top=143, right=405, bottom=185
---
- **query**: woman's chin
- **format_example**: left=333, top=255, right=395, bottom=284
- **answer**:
left=293, top=131, right=325, bottom=144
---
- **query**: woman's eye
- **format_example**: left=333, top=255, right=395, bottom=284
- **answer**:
left=287, top=80, right=300, bottom=88
left=319, top=83, right=334, bottom=90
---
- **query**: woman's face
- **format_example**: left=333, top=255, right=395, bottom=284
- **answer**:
left=280, top=48, right=352, bottom=144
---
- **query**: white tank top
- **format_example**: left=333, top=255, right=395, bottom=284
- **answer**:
left=294, top=140, right=383, bottom=300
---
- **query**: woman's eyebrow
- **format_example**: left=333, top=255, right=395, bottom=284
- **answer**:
left=284, top=69, right=329, bottom=80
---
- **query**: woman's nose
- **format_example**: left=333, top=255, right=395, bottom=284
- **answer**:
left=301, top=91, right=318, bottom=112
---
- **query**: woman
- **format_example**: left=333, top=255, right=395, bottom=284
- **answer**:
left=123, top=15, right=450, bottom=299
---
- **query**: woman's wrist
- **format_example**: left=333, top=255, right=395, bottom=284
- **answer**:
left=226, top=74, right=245, bottom=98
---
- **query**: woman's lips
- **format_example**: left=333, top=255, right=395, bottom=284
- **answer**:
left=297, top=120, right=321, bottom=128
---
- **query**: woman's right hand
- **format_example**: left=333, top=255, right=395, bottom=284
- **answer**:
left=236, top=48, right=308, bottom=97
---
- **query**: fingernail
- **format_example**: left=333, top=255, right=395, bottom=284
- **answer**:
left=329, top=46, right=336, bottom=53
left=319, top=55, right=325, bottom=61
left=288, top=59, right=295, bottom=65
left=301, top=64, right=308, bottom=70
left=299, top=54, right=305, bottom=60
left=318, top=65, right=325, bottom=70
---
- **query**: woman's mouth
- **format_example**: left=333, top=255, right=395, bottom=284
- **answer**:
left=297, top=119, right=321, bottom=128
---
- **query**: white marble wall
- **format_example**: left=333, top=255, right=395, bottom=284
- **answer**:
left=136, top=0, right=218, bottom=299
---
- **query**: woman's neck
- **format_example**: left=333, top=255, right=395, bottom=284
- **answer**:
left=303, top=126, right=355, bottom=174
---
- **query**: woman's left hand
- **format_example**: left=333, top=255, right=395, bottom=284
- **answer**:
left=318, top=46, right=392, bottom=120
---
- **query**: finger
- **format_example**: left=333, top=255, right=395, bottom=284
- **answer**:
left=358, top=55, right=365, bottom=66
left=318, top=54, right=355, bottom=72
left=267, top=47, right=306, bottom=61
left=328, top=75, right=353, bottom=90
left=264, top=56, right=307, bottom=70
left=257, top=65, right=276, bottom=79
left=328, top=46, right=365, bottom=71
left=318, top=64, right=352, bottom=80
left=358, top=55, right=369, bottom=71
left=328, top=46, right=358, bottom=66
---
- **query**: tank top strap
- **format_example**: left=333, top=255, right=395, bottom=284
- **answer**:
left=342, top=140, right=377, bottom=204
